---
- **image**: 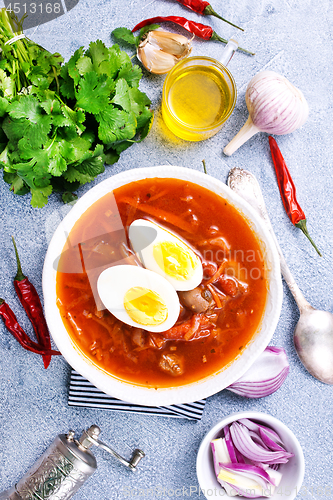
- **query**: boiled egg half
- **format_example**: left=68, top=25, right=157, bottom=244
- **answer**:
left=97, top=265, right=180, bottom=332
left=129, top=219, right=203, bottom=291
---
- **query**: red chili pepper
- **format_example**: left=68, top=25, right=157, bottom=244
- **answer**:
left=12, top=237, right=55, bottom=367
left=132, top=17, right=254, bottom=55
left=268, top=136, right=322, bottom=256
left=0, top=299, right=60, bottom=356
left=175, top=0, right=244, bottom=31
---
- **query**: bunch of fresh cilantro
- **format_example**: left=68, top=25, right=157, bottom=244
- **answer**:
left=0, top=9, right=153, bottom=207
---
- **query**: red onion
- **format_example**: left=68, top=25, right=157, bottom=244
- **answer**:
left=211, top=418, right=293, bottom=498
left=230, top=422, right=293, bottom=464
left=238, top=418, right=283, bottom=445
left=219, top=463, right=274, bottom=487
left=210, top=437, right=240, bottom=496
left=259, top=428, right=287, bottom=452
left=223, top=425, right=238, bottom=463
left=226, top=346, right=289, bottom=398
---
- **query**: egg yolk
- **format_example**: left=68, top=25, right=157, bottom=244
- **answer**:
left=153, top=241, right=197, bottom=281
left=123, top=286, right=168, bottom=326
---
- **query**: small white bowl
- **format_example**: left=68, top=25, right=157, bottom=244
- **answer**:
left=196, top=411, right=305, bottom=500
left=43, top=166, right=283, bottom=406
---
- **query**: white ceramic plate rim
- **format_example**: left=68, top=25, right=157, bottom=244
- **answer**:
left=42, top=165, right=283, bottom=406
left=196, top=411, right=305, bottom=500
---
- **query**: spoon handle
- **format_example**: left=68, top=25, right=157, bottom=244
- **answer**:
left=227, top=167, right=311, bottom=312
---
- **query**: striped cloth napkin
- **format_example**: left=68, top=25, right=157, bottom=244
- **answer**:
left=68, top=370, right=206, bottom=420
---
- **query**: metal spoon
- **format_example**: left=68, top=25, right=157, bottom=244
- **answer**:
left=227, top=166, right=333, bottom=385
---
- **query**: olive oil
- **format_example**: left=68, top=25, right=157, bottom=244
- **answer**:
left=162, top=57, right=236, bottom=142
left=169, top=66, right=231, bottom=127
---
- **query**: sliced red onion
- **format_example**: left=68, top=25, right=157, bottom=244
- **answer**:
left=218, top=465, right=273, bottom=498
left=248, top=430, right=271, bottom=450
left=238, top=418, right=284, bottom=445
left=219, top=463, right=274, bottom=487
left=210, top=438, right=238, bottom=496
left=230, top=422, right=294, bottom=464
left=211, top=438, right=230, bottom=475
left=234, top=446, right=246, bottom=464
left=217, top=477, right=238, bottom=497
left=210, top=417, right=293, bottom=498
left=223, top=425, right=238, bottom=463
left=226, top=346, right=289, bottom=398
left=266, top=467, right=283, bottom=486
left=211, top=440, right=222, bottom=476
left=259, top=427, right=288, bottom=452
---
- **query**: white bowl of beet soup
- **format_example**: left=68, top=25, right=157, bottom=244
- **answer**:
left=43, top=166, right=283, bottom=405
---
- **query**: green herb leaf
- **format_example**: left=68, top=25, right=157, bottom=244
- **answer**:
left=62, top=191, right=78, bottom=204
left=88, top=40, right=110, bottom=74
left=63, top=165, right=95, bottom=185
left=60, top=64, right=76, bottom=100
left=0, top=16, right=153, bottom=208
left=112, top=27, right=137, bottom=46
left=106, top=44, right=129, bottom=79
left=0, top=68, right=15, bottom=98
left=31, top=184, right=53, bottom=208
left=75, top=72, right=114, bottom=114
left=0, top=144, right=11, bottom=168
left=112, top=78, right=132, bottom=112
left=76, top=55, right=94, bottom=75
left=104, top=148, right=120, bottom=165
left=8, top=96, right=52, bottom=148
left=97, top=104, right=129, bottom=144
left=3, top=171, right=29, bottom=195
left=138, top=24, right=160, bottom=40
left=0, top=96, right=9, bottom=117
left=75, top=144, right=105, bottom=177
left=40, top=98, right=61, bottom=115
left=67, top=47, right=85, bottom=86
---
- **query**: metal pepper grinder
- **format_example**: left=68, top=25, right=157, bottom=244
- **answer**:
left=0, top=425, right=145, bottom=500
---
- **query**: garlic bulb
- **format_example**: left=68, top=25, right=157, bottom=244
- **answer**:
left=223, top=71, right=309, bottom=156
left=137, top=30, right=192, bottom=74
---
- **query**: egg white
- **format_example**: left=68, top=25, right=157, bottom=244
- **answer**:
left=129, top=219, right=203, bottom=291
left=97, top=265, right=180, bottom=332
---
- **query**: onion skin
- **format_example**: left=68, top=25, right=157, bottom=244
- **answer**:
left=223, top=71, right=309, bottom=156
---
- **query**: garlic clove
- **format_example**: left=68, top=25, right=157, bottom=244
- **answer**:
left=137, top=30, right=192, bottom=74
left=147, top=30, right=193, bottom=58
left=223, top=70, right=309, bottom=156
left=137, top=41, right=179, bottom=74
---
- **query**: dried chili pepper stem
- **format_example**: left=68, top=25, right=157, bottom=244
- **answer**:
left=12, top=236, right=54, bottom=367
left=294, top=219, right=322, bottom=257
left=268, top=136, right=322, bottom=257
left=176, top=0, right=244, bottom=31
left=204, top=4, right=244, bottom=31
left=209, top=31, right=254, bottom=55
left=0, top=298, right=60, bottom=356
left=12, top=236, right=25, bottom=282
left=132, top=17, right=254, bottom=56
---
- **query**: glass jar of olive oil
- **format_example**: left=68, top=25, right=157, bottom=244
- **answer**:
left=162, top=56, right=237, bottom=142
